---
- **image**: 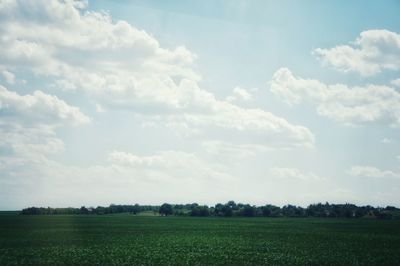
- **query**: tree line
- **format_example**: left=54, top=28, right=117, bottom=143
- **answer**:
left=21, top=201, right=398, bottom=219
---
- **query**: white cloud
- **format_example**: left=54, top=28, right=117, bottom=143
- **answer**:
left=52, top=79, right=77, bottom=92
left=179, top=86, right=314, bottom=148
left=0, top=126, right=64, bottom=164
left=1, top=70, right=15, bottom=84
left=95, top=103, right=105, bottom=113
left=269, top=167, right=323, bottom=181
left=109, top=151, right=164, bottom=167
left=0, top=0, right=198, bottom=79
left=0, top=0, right=328, bottom=209
left=381, top=138, right=392, bottom=144
left=348, top=165, right=400, bottom=179
left=0, top=149, right=236, bottom=208
left=108, top=150, right=230, bottom=181
left=0, top=85, right=90, bottom=163
left=201, top=140, right=269, bottom=159
left=314, top=29, right=400, bottom=76
left=0, top=85, right=90, bottom=126
left=391, top=79, right=400, bottom=87
left=0, top=0, right=314, bottom=150
left=270, top=68, right=400, bottom=126
left=226, top=86, right=253, bottom=103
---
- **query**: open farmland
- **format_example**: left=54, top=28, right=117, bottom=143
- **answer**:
left=0, top=213, right=399, bottom=265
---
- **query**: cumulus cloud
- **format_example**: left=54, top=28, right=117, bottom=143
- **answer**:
left=269, top=68, right=400, bottom=126
left=391, top=79, right=400, bottom=87
left=0, top=0, right=198, bottom=82
left=314, top=29, right=400, bottom=76
left=0, top=0, right=199, bottom=117
left=1, top=70, right=15, bottom=84
left=0, top=85, right=90, bottom=126
left=348, top=165, right=400, bottom=179
left=226, top=86, right=253, bottom=103
left=0, top=85, right=90, bottom=162
left=0, top=84, right=90, bottom=209
left=0, top=0, right=314, bottom=149
left=0, top=149, right=237, bottom=208
left=269, top=167, right=323, bottom=181
left=108, top=150, right=231, bottom=181
left=381, top=138, right=393, bottom=144
left=201, top=141, right=268, bottom=159
left=0, top=0, right=323, bottom=209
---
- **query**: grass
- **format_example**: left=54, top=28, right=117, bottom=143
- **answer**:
left=0, top=213, right=399, bottom=265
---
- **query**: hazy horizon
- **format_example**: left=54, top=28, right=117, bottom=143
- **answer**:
left=1, top=0, right=400, bottom=210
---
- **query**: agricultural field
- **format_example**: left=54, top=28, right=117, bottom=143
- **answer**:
left=0, top=212, right=399, bottom=265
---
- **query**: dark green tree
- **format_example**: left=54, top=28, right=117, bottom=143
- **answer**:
left=159, top=203, right=173, bottom=216
left=80, top=206, right=89, bottom=214
left=242, top=205, right=256, bottom=217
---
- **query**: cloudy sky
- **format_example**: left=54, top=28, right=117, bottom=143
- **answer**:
left=1, top=0, right=400, bottom=210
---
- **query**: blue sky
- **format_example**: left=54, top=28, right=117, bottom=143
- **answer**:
left=0, top=0, right=400, bottom=209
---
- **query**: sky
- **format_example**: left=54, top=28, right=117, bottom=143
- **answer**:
left=1, top=0, right=400, bottom=210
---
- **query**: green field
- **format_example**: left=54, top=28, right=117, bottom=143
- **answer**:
left=0, top=213, right=400, bottom=265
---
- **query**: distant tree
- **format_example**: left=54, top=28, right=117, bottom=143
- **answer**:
left=94, top=206, right=106, bottom=215
left=261, top=206, right=271, bottom=217
left=222, top=203, right=233, bottom=217
left=131, top=204, right=140, bottom=214
left=213, top=202, right=234, bottom=217
left=190, top=205, right=210, bottom=217
left=189, top=203, right=199, bottom=210
left=159, top=203, right=173, bottom=216
left=262, top=204, right=281, bottom=217
left=20, top=201, right=395, bottom=219
left=198, top=206, right=210, bottom=217
left=307, top=203, right=328, bottom=217
left=282, top=205, right=305, bottom=217
left=80, top=206, right=89, bottom=214
left=214, top=203, right=224, bottom=216
left=242, top=205, right=256, bottom=217
left=227, top=201, right=237, bottom=210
